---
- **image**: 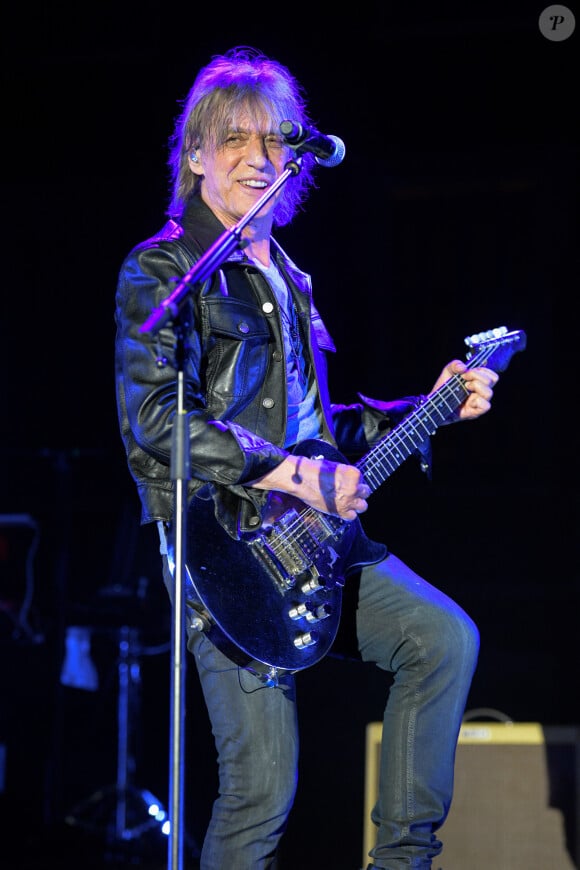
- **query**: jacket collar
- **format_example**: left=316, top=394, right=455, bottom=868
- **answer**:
left=180, top=195, right=312, bottom=296
left=180, top=194, right=231, bottom=253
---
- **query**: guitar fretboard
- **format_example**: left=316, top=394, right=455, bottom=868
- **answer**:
left=355, top=328, right=528, bottom=493
left=357, top=376, right=469, bottom=492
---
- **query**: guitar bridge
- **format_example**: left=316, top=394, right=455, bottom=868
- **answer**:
left=250, top=509, right=316, bottom=590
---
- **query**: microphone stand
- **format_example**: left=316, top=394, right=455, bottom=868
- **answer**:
left=140, top=156, right=302, bottom=870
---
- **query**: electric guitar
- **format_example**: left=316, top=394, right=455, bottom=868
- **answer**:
left=176, top=327, right=526, bottom=682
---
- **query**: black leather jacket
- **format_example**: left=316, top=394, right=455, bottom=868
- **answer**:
left=115, top=196, right=421, bottom=537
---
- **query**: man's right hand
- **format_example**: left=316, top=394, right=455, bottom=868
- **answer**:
left=250, top=454, right=370, bottom=521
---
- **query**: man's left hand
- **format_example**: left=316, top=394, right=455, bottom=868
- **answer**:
left=430, top=360, right=499, bottom=421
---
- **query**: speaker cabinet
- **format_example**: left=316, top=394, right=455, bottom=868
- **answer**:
left=363, top=721, right=579, bottom=870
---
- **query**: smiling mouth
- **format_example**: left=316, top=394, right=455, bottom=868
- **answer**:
left=240, top=179, right=269, bottom=189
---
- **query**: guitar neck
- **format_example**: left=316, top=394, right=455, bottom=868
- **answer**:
left=356, top=373, right=469, bottom=493
left=356, top=326, right=526, bottom=494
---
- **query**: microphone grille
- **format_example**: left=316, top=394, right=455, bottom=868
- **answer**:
left=315, top=135, right=346, bottom=168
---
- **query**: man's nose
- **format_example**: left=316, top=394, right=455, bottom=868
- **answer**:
left=245, top=136, right=269, bottom=165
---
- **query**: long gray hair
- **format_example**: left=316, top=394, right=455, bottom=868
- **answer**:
left=167, top=46, right=317, bottom=226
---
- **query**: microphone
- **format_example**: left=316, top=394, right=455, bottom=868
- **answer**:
left=279, top=120, right=346, bottom=168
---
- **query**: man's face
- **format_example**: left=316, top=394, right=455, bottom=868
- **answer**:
left=189, top=111, right=293, bottom=229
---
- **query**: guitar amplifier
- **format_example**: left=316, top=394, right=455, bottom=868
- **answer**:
left=363, top=721, right=580, bottom=870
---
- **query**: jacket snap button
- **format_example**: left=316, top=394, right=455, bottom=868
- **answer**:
left=237, top=321, right=250, bottom=334
left=248, top=515, right=261, bottom=527
left=272, top=350, right=283, bottom=362
left=262, top=302, right=274, bottom=314
left=262, top=397, right=275, bottom=409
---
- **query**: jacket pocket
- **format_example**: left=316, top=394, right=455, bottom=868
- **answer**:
left=204, top=297, right=271, bottom=399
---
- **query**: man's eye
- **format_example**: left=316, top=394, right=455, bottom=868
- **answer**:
left=265, top=136, right=285, bottom=149
left=222, top=133, right=286, bottom=151
left=225, top=134, right=246, bottom=147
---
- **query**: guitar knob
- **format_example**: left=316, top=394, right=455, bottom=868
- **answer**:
left=308, top=604, right=332, bottom=622
left=293, top=630, right=319, bottom=649
left=288, top=603, right=332, bottom=622
left=300, top=576, right=325, bottom=595
left=288, top=603, right=309, bottom=620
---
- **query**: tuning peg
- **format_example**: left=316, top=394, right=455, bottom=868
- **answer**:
left=464, top=326, right=507, bottom=347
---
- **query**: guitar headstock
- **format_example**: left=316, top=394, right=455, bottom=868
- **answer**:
left=464, top=326, right=527, bottom=373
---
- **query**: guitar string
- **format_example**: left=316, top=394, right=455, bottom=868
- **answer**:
left=359, top=331, right=524, bottom=490
left=358, top=348, right=487, bottom=491
left=361, top=376, right=469, bottom=490
left=264, top=343, right=495, bottom=558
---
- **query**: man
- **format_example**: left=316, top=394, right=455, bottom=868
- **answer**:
left=115, top=46, right=499, bottom=869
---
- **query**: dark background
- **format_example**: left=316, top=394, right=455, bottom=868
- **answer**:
left=1, top=3, right=578, bottom=868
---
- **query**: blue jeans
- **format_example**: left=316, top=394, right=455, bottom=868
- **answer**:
left=163, top=552, right=479, bottom=869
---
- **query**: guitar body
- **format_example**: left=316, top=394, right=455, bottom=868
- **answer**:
left=178, top=439, right=387, bottom=678
left=173, top=326, right=526, bottom=680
